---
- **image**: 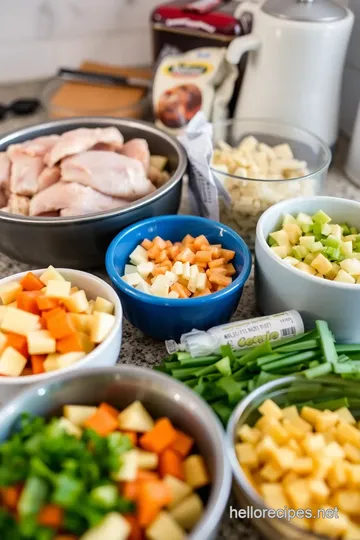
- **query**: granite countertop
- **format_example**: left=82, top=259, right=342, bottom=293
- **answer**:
left=1, top=79, right=360, bottom=539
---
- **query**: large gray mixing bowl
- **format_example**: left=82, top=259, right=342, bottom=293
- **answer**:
left=0, top=365, right=232, bottom=540
left=0, top=117, right=187, bottom=268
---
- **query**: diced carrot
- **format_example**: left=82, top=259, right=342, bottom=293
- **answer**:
left=155, top=250, right=167, bottom=264
left=195, top=251, right=212, bottom=263
left=16, top=291, right=42, bottom=314
left=153, top=236, right=167, bottom=250
left=176, top=248, right=195, bottom=264
left=163, top=260, right=172, bottom=271
left=159, top=449, right=184, bottom=480
left=216, top=286, right=225, bottom=291
left=31, top=355, right=46, bottom=375
left=174, top=242, right=182, bottom=247
left=221, top=248, right=236, bottom=262
left=38, top=504, right=64, bottom=528
left=137, top=471, right=159, bottom=482
left=83, top=407, right=119, bottom=436
left=20, top=272, right=44, bottom=291
left=99, top=402, right=119, bottom=419
left=139, top=418, right=177, bottom=454
left=199, top=244, right=213, bottom=251
left=208, top=258, right=226, bottom=269
left=206, top=279, right=212, bottom=290
left=177, top=277, right=190, bottom=288
left=147, top=245, right=161, bottom=260
left=36, top=296, right=60, bottom=311
left=197, top=267, right=205, bottom=273
left=152, top=266, right=167, bottom=277
left=137, top=481, right=172, bottom=527
left=206, top=268, right=227, bottom=277
left=170, top=430, right=194, bottom=457
left=141, top=238, right=153, bottom=250
left=193, top=235, right=209, bottom=250
left=56, top=332, right=84, bottom=354
left=39, top=316, right=47, bottom=329
left=6, top=333, right=28, bottom=358
left=225, top=263, right=236, bottom=276
left=47, top=311, right=76, bottom=340
left=21, top=367, right=33, bottom=377
left=123, top=431, right=137, bottom=446
left=165, top=240, right=173, bottom=248
left=170, top=283, right=191, bottom=299
left=123, top=480, right=139, bottom=501
left=167, top=245, right=180, bottom=260
left=182, top=234, right=195, bottom=245
left=208, top=273, right=232, bottom=287
left=70, top=286, right=79, bottom=294
left=196, top=262, right=208, bottom=269
left=124, top=514, right=142, bottom=540
left=1, top=485, right=22, bottom=509
left=42, top=306, right=64, bottom=321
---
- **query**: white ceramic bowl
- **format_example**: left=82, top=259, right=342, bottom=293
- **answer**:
left=255, top=196, right=360, bottom=343
left=0, top=268, right=122, bottom=402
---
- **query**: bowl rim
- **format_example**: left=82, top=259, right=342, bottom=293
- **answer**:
left=0, top=117, right=187, bottom=224
left=256, top=195, right=360, bottom=290
left=210, top=117, right=332, bottom=183
left=105, top=214, right=252, bottom=306
left=0, top=364, right=233, bottom=540
left=0, top=268, right=122, bottom=385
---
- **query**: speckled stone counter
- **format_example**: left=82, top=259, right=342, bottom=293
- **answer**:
left=0, top=80, right=359, bottom=539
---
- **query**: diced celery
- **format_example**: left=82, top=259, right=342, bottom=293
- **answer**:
left=268, top=236, right=278, bottom=247
left=350, top=227, right=358, bottom=235
left=299, top=236, right=315, bottom=247
left=292, top=245, right=309, bottom=259
left=309, top=242, right=324, bottom=253
left=282, top=213, right=297, bottom=226
left=312, top=223, right=322, bottom=236
left=296, top=212, right=313, bottom=233
left=340, top=223, right=350, bottom=235
left=312, top=210, right=331, bottom=225
left=324, top=246, right=340, bottom=261
left=321, top=223, right=332, bottom=236
left=323, top=235, right=341, bottom=249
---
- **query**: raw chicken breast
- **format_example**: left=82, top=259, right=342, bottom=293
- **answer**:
left=8, top=194, right=30, bottom=215
left=0, top=152, right=10, bottom=190
left=30, top=181, right=128, bottom=217
left=9, top=153, right=44, bottom=196
left=37, top=166, right=60, bottom=191
left=7, top=135, right=59, bottom=159
left=120, top=138, right=150, bottom=173
left=60, top=151, right=155, bottom=200
left=46, top=127, right=124, bottom=167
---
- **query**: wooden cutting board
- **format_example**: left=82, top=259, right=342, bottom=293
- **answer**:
left=49, top=61, right=152, bottom=119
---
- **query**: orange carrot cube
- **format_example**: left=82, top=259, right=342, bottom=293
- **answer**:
left=152, top=266, right=167, bottom=277
left=176, top=248, right=195, bottom=264
left=99, top=402, right=119, bottom=419
left=20, top=272, right=44, bottom=291
left=182, top=234, right=195, bottom=245
left=159, top=449, right=184, bottom=480
left=171, top=283, right=191, bottom=298
left=221, top=248, right=236, bottom=262
left=83, top=407, right=119, bottom=436
left=155, top=250, right=167, bottom=264
left=16, top=291, right=42, bottom=314
left=141, top=238, right=153, bottom=250
left=170, top=430, right=194, bottom=457
left=6, top=333, right=28, bottom=358
left=208, top=258, right=226, bottom=268
left=147, top=245, right=161, bottom=260
left=139, top=418, right=177, bottom=454
left=153, top=236, right=167, bottom=250
left=193, top=235, right=209, bottom=250
left=36, top=296, right=60, bottom=311
left=165, top=240, right=173, bottom=248
left=31, top=354, right=46, bottom=375
left=56, top=332, right=84, bottom=353
left=195, top=251, right=212, bottom=263
left=167, top=245, right=180, bottom=260
left=225, top=263, right=236, bottom=276
left=208, top=273, right=232, bottom=287
left=47, top=310, right=76, bottom=339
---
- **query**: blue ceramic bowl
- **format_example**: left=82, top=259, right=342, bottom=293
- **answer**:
left=106, top=215, right=252, bottom=340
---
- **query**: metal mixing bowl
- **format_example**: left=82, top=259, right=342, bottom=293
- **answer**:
left=0, top=117, right=187, bottom=268
left=0, top=365, right=232, bottom=540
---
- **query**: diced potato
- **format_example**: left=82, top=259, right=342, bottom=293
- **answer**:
left=112, top=450, right=138, bottom=481
left=85, top=299, right=95, bottom=314
left=122, top=272, right=144, bottom=287
left=256, top=435, right=278, bottom=462
left=164, top=475, right=192, bottom=509
left=63, top=290, right=89, bottom=313
left=343, top=520, right=360, bottom=540
left=150, top=155, right=168, bottom=171
left=261, top=483, right=289, bottom=510
left=43, top=354, right=60, bottom=372
left=295, top=261, right=317, bottom=276
left=236, top=424, right=261, bottom=444
left=301, top=433, right=326, bottom=455
left=0, top=332, right=7, bottom=355
left=336, top=422, right=360, bottom=448
left=292, top=457, right=313, bottom=475
left=170, top=493, right=203, bottom=530
left=39, top=266, right=65, bottom=285
left=271, top=245, right=291, bottom=259
left=282, top=256, right=299, bottom=266
left=312, top=455, right=333, bottom=479
left=308, top=478, right=330, bottom=502
left=340, top=258, right=360, bottom=276
left=90, top=312, right=115, bottom=343
left=235, top=443, right=258, bottom=469
left=259, top=461, right=283, bottom=482
left=27, top=330, right=56, bottom=355
left=269, top=230, right=290, bottom=247
left=129, top=245, right=148, bottom=266
left=1, top=307, right=40, bottom=336
left=333, top=490, right=360, bottom=515
left=336, top=407, right=356, bottom=425
left=93, top=296, right=114, bottom=315
left=63, top=405, right=98, bottom=426
left=272, top=448, right=296, bottom=471
left=346, top=464, right=360, bottom=486
left=146, top=511, right=185, bottom=540
left=136, top=449, right=158, bottom=470
left=334, top=269, right=356, bottom=284
left=300, top=406, right=321, bottom=426
left=285, top=478, right=311, bottom=509
left=282, top=416, right=312, bottom=439
left=80, top=512, right=131, bottom=540
left=281, top=405, right=299, bottom=421
left=56, top=352, right=86, bottom=370
left=184, top=455, right=210, bottom=489
left=46, top=280, right=71, bottom=298
left=323, top=441, right=345, bottom=460
left=327, top=461, right=348, bottom=489
left=258, top=399, right=283, bottom=420
left=282, top=223, right=302, bottom=245
left=124, top=264, right=137, bottom=275
left=343, top=443, right=360, bottom=464
left=0, top=281, right=22, bottom=305
left=311, top=253, right=332, bottom=275
left=68, top=313, right=93, bottom=334
left=118, top=401, right=154, bottom=432
left=0, top=346, right=27, bottom=376
left=0, top=306, right=7, bottom=325
left=78, top=332, right=95, bottom=354
left=257, top=417, right=289, bottom=445
left=57, top=417, right=82, bottom=439
left=313, top=509, right=348, bottom=537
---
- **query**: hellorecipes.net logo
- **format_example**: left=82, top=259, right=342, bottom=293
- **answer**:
left=230, top=506, right=340, bottom=522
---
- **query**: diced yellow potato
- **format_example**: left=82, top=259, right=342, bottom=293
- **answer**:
left=308, top=478, right=330, bottom=502
left=333, top=490, right=360, bottom=515
left=43, top=354, right=60, bottom=372
left=184, top=455, right=210, bottom=489
left=287, top=438, right=302, bottom=456
left=346, top=464, right=360, bottom=486
left=257, top=417, right=289, bottom=445
left=164, top=475, right=192, bottom=509
left=336, top=407, right=356, bottom=425
left=313, top=509, right=349, bottom=537
left=327, top=461, right=349, bottom=489
left=68, top=313, right=94, bottom=334
left=7, top=301, right=17, bottom=308
left=272, top=448, right=296, bottom=471
left=315, top=410, right=338, bottom=432
left=136, top=449, right=158, bottom=470
left=300, top=405, right=321, bottom=426
left=285, top=478, right=311, bottom=509
left=256, top=435, right=278, bottom=462
left=311, top=253, right=332, bottom=275
left=343, top=443, right=360, bottom=464
left=57, top=417, right=82, bottom=439
left=336, top=422, right=360, bottom=448
left=323, top=441, right=345, bottom=460
left=56, top=352, right=86, bottom=370
left=259, top=461, right=283, bottom=482
left=292, top=457, right=313, bottom=475
left=78, top=332, right=95, bottom=354
left=282, top=223, right=302, bottom=245
left=0, top=346, right=27, bottom=376
left=146, top=511, right=185, bottom=540
left=271, top=245, right=291, bottom=259
left=260, top=483, right=290, bottom=510
left=282, top=470, right=299, bottom=490
left=326, top=262, right=341, bottom=280
left=1, top=307, right=39, bottom=336
left=236, top=424, right=261, bottom=444
left=80, top=512, right=131, bottom=540
left=344, top=520, right=360, bottom=540
left=334, top=269, right=356, bottom=284
left=270, top=230, right=290, bottom=247
left=85, top=299, right=95, bottom=314
left=27, top=330, right=56, bottom=355
left=170, top=494, right=203, bottom=531
left=90, top=311, right=115, bottom=344
left=118, top=401, right=154, bottom=433
left=295, top=261, right=317, bottom=275
left=0, top=332, right=7, bottom=355
left=235, top=443, right=258, bottom=469
left=40, top=266, right=65, bottom=285
left=301, top=433, right=326, bottom=455
left=323, top=426, right=337, bottom=444
left=312, top=455, right=333, bottom=479
left=258, top=399, right=283, bottom=420
left=46, top=280, right=71, bottom=298
left=281, top=405, right=299, bottom=421
left=0, top=281, right=22, bottom=305
left=0, top=306, right=7, bottom=325
left=112, top=450, right=138, bottom=481
left=63, top=290, right=89, bottom=313
left=150, top=155, right=168, bottom=171
left=94, top=296, right=114, bottom=315
left=63, top=405, right=97, bottom=426
left=282, top=416, right=312, bottom=439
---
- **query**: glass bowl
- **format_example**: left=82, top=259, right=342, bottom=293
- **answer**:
left=226, top=376, right=360, bottom=540
left=211, top=119, right=332, bottom=249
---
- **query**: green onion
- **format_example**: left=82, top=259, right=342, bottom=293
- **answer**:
left=18, top=477, right=49, bottom=517
left=303, top=362, right=332, bottom=379
left=311, top=397, right=349, bottom=410
left=215, top=356, right=232, bottom=376
left=316, top=320, right=338, bottom=364
left=262, top=350, right=318, bottom=371
left=275, top=339, right=318, bottom=353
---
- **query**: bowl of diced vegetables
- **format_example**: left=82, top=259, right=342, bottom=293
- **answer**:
left=0, top=265, right=122, bottom=401
left=227, top=375, right=360, bottom=540
left=211, top=119, right=331, bottom=249
left=106, top=215, right=251, bottom=340
left=0, top=365, right=231, bottom=540
left=255, top=196, right=360, bottom=343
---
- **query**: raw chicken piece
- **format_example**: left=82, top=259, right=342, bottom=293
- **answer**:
left=8, top=194, right=30, bottom=215
left=7, top=135, right=59, bottom=159
left=46, top=127, right=124, bottom=167
left=9, top=153, right=44, bottom=196
left=38, top=166, right=60, bottom=191
left=30, top=182, right=128, bottom=217
left=120, top=139, right=150, bottom=173
left=60, top=151, right=155, bottom=200
left=0, top=152, right=10, bottom=190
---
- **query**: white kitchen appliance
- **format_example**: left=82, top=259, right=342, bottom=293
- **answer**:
left=345, top=97, right=360, bottom=186
left=227, top=0, right=354, bottom=147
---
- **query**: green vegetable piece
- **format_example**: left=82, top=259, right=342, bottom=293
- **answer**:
left=18, top=476, right=49, bottom=517
left=336, top=344, right=360, bottom=354
left=211, top=401, right=232, bottom=425
left=303, top=362, right=333, bottom=379
left=323, top=246, right=340, bottom=261
left=292, top=245, right=309, bottom=259
left=236, top=340, right=272, bottom=366
left=179, top=355, right=219, bottom=367
left=309, top=241, right=324, bottom=253
left=311, top=397, right=349, bottom=410
left=177, top=352, right=191, bottom=361
left=333, top=363, right=355, bottom=374
left=90, top=485, right=118, bottom=510
left=275, top=339, right=319, bottom=354
left=216, top=376, right=246, bottom=405
left=340, top=223, right=350, bottom=235
left=172, top=366, right=202, bottom=380
left=316, top=320, right=338, bottom=364
left=323, top=235, right=341, bottom=249
left=52, top=474, right=84, bottom=508
left=215, top=356, right=232, bottom=376
left=194, top=364, right=217, bottom=377
left=220, top=344, right=236, bottom=362
left=261, top=350, right=318, bottom=372
left=296, top=212, right=313, bottom=233
left=312, top=222, right=322, bottom=236
left=268, top=236, right=278, bottom=247
left=257, top=352, right=290, bottom=367
left=312, top=210, right=331, bottom=225
left=255, top=371, right=283, bottom=387
left=183, top=378, right=198, bottom=388
left=164, top=361, right=181, bottom=371
left=350, top=227, right=358, bottom=235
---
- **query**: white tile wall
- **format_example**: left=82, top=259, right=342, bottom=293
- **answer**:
left=0, top=0, right=159, bottom=82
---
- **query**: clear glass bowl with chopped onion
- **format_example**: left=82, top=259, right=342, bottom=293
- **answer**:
left=211, top=119, right=331, bottom=249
